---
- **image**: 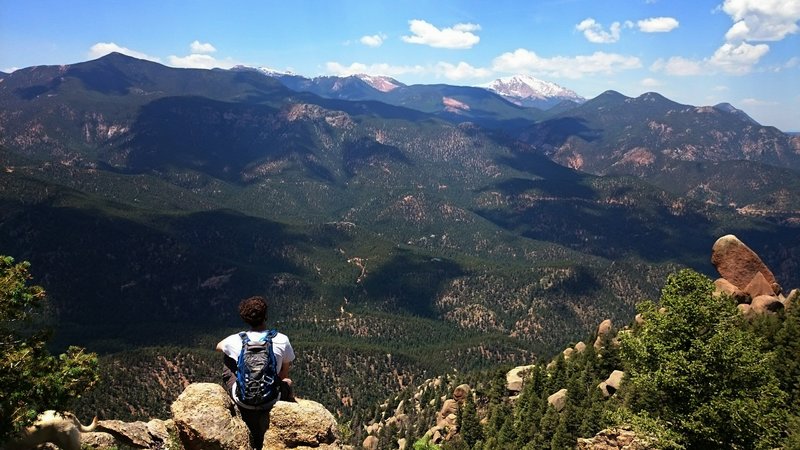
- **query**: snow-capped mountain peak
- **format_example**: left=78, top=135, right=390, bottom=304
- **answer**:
left=232, top=65, right=296, bottom=77
left=483, top=74, right=584, bottom=109
left=353, top=74, right=404, bottom=92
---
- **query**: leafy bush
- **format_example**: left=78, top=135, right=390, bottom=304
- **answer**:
left=0, top=256, right=99, bottom=443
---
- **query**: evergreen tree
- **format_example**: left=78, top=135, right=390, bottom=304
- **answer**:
left=0, top=256, right=99, bottom=442
left=619, top=269, right=786, bottom=449
left=459, top=394, right=483, bottom=448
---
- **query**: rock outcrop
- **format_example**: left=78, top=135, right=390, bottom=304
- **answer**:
left=594, top=319, right=613, bottom=349
left=711, top=235, right=779, bottom=294
left=263, top=399, right=340, bottom=449
left=171, top=383, right=252, bottom=450
left=576, top=427, right=655, bottom=449
left=547, top=389, right=568, bottom=412
left=171, top=383, right=340, bottom=450
left=711, top=234, right=796, bottom=316
left=598, top=370, right=624, bottom=398
left=506, top=364, right=535, bottom=393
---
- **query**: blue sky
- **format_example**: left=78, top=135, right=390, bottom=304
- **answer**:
left=1, top=0, right=798, bottom=130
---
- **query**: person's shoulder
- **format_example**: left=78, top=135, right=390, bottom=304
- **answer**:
left=272, top=331, right=291, bottom=344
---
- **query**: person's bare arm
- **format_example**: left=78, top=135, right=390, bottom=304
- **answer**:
left=279, top=361, right=291, bottom=382
left=215, top=340, right=224, bottom=352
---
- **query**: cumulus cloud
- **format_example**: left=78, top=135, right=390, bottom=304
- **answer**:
left=434, top=62, right=492, bottom=80
left=650, top=56, right=705, bottom=76
left=326, top=61, right=426, bottom=77
left=401, top=19, right=481, bottom=49
left=651, top=41, right=769, bottom=76
left=637, top=17, right=680, bottom=32
left=190, top=40, right=217, bottom=54
left=721, top=0, right=800, bottom=42
left=88, top=42, right=161, bottom=62
left=360, top=34, right=387, bottom=48
left=709, top=41, right=770, bottom=73
left=575, top=18, right=632, bottom=43
left=492, top=49, right=641, bottom=79
left=640, top=77, right=662, bottom=87
left=167, top=54, right=238, bottom=69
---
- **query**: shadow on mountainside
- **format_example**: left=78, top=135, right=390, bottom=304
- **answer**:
left=120, top=96, right=336, bottom=183
left=342, top=137, right=412, bottom=178
left=519, top=117, right=603, bottom=149
left=362, top=249, right=465, bottom=318
left=0, top=197, right=310, bottom=345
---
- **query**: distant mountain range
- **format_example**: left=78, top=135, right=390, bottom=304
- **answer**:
left=1, top=52, right=799, bottom=425
left=238, top=66, right=583, bottom=111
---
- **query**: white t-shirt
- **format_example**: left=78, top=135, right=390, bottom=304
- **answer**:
left=219, top=330, right=295, bottom=372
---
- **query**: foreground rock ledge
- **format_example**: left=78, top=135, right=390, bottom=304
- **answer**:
left=171, top=382, right=341, bottom=450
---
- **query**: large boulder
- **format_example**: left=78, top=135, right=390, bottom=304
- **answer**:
left=452, top=384, right=471, bottom=402
left=436, top=399, right=459, bottom=426
left=547, top=389, right=568, bottom=412
left=714, top=278, right=747, bottom=302
left=81, top=431, right=117, bottom=449
left=171, top=383, right=340, bottom=450
left=171, top=383, right=251, bottom=450
left=594, top=319, right=613, bottom=349
left=263, top=399, right=341, bottom=449
left=506, top=365, right=535, bottom=392
left=711, top=235, right=778, bottom=293
left=751, top=295, right=784, bottom=314
left=95, top=418, right=171, bottom=448
left=362, top=435, right=378, bottom=450
left=744, top=272, right=776, bottom=299
left=598, top=370, right=624, bottom=397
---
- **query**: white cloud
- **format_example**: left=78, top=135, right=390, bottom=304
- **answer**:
left=576, top=18, right=630, bottom=43
left=190, top=40, right=217, bottom=54
left=435, top=62, right=492, bottom=80
left=710, top=41, right=770, bottom=74
left=741, top=97, right=779, bottom=106
left=2, top=67, right=19, bottom=73
left=650, top=56, right=705, bottom=76
left=640, top=77, right=662, bottom=87
left=492, top=49, right=641, bottom=79
left=637, top=17, right=680, bottom=32
left=88, top=42, right=161, bottom=62
left=167, top=54, right=238, bottom=69
left=360, top=34, right=387, bottom=48
left=722, top=0, right=800, bottom=42
left=401, top=19, right=481, bottom=49
left=713, top=85, right=730, bottom=91
left=326, top=61, right=426, bottom=77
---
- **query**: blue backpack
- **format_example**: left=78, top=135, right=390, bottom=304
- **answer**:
left=236, top=330, right=279, bottom=409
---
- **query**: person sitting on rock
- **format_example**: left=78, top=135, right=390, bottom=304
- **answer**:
left=216, top=295, right=295, bottom=450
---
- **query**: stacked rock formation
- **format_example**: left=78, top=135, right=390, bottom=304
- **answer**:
left=422, top=384, right=472, bottom=445
left=711, top=235, right=797, bottom=316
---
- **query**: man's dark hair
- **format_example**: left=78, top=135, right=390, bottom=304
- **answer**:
left=239, top=296, right=267, bottom=327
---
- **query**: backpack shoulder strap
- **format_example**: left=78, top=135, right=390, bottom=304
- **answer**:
left=239, top=331, right=250, bottom=345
